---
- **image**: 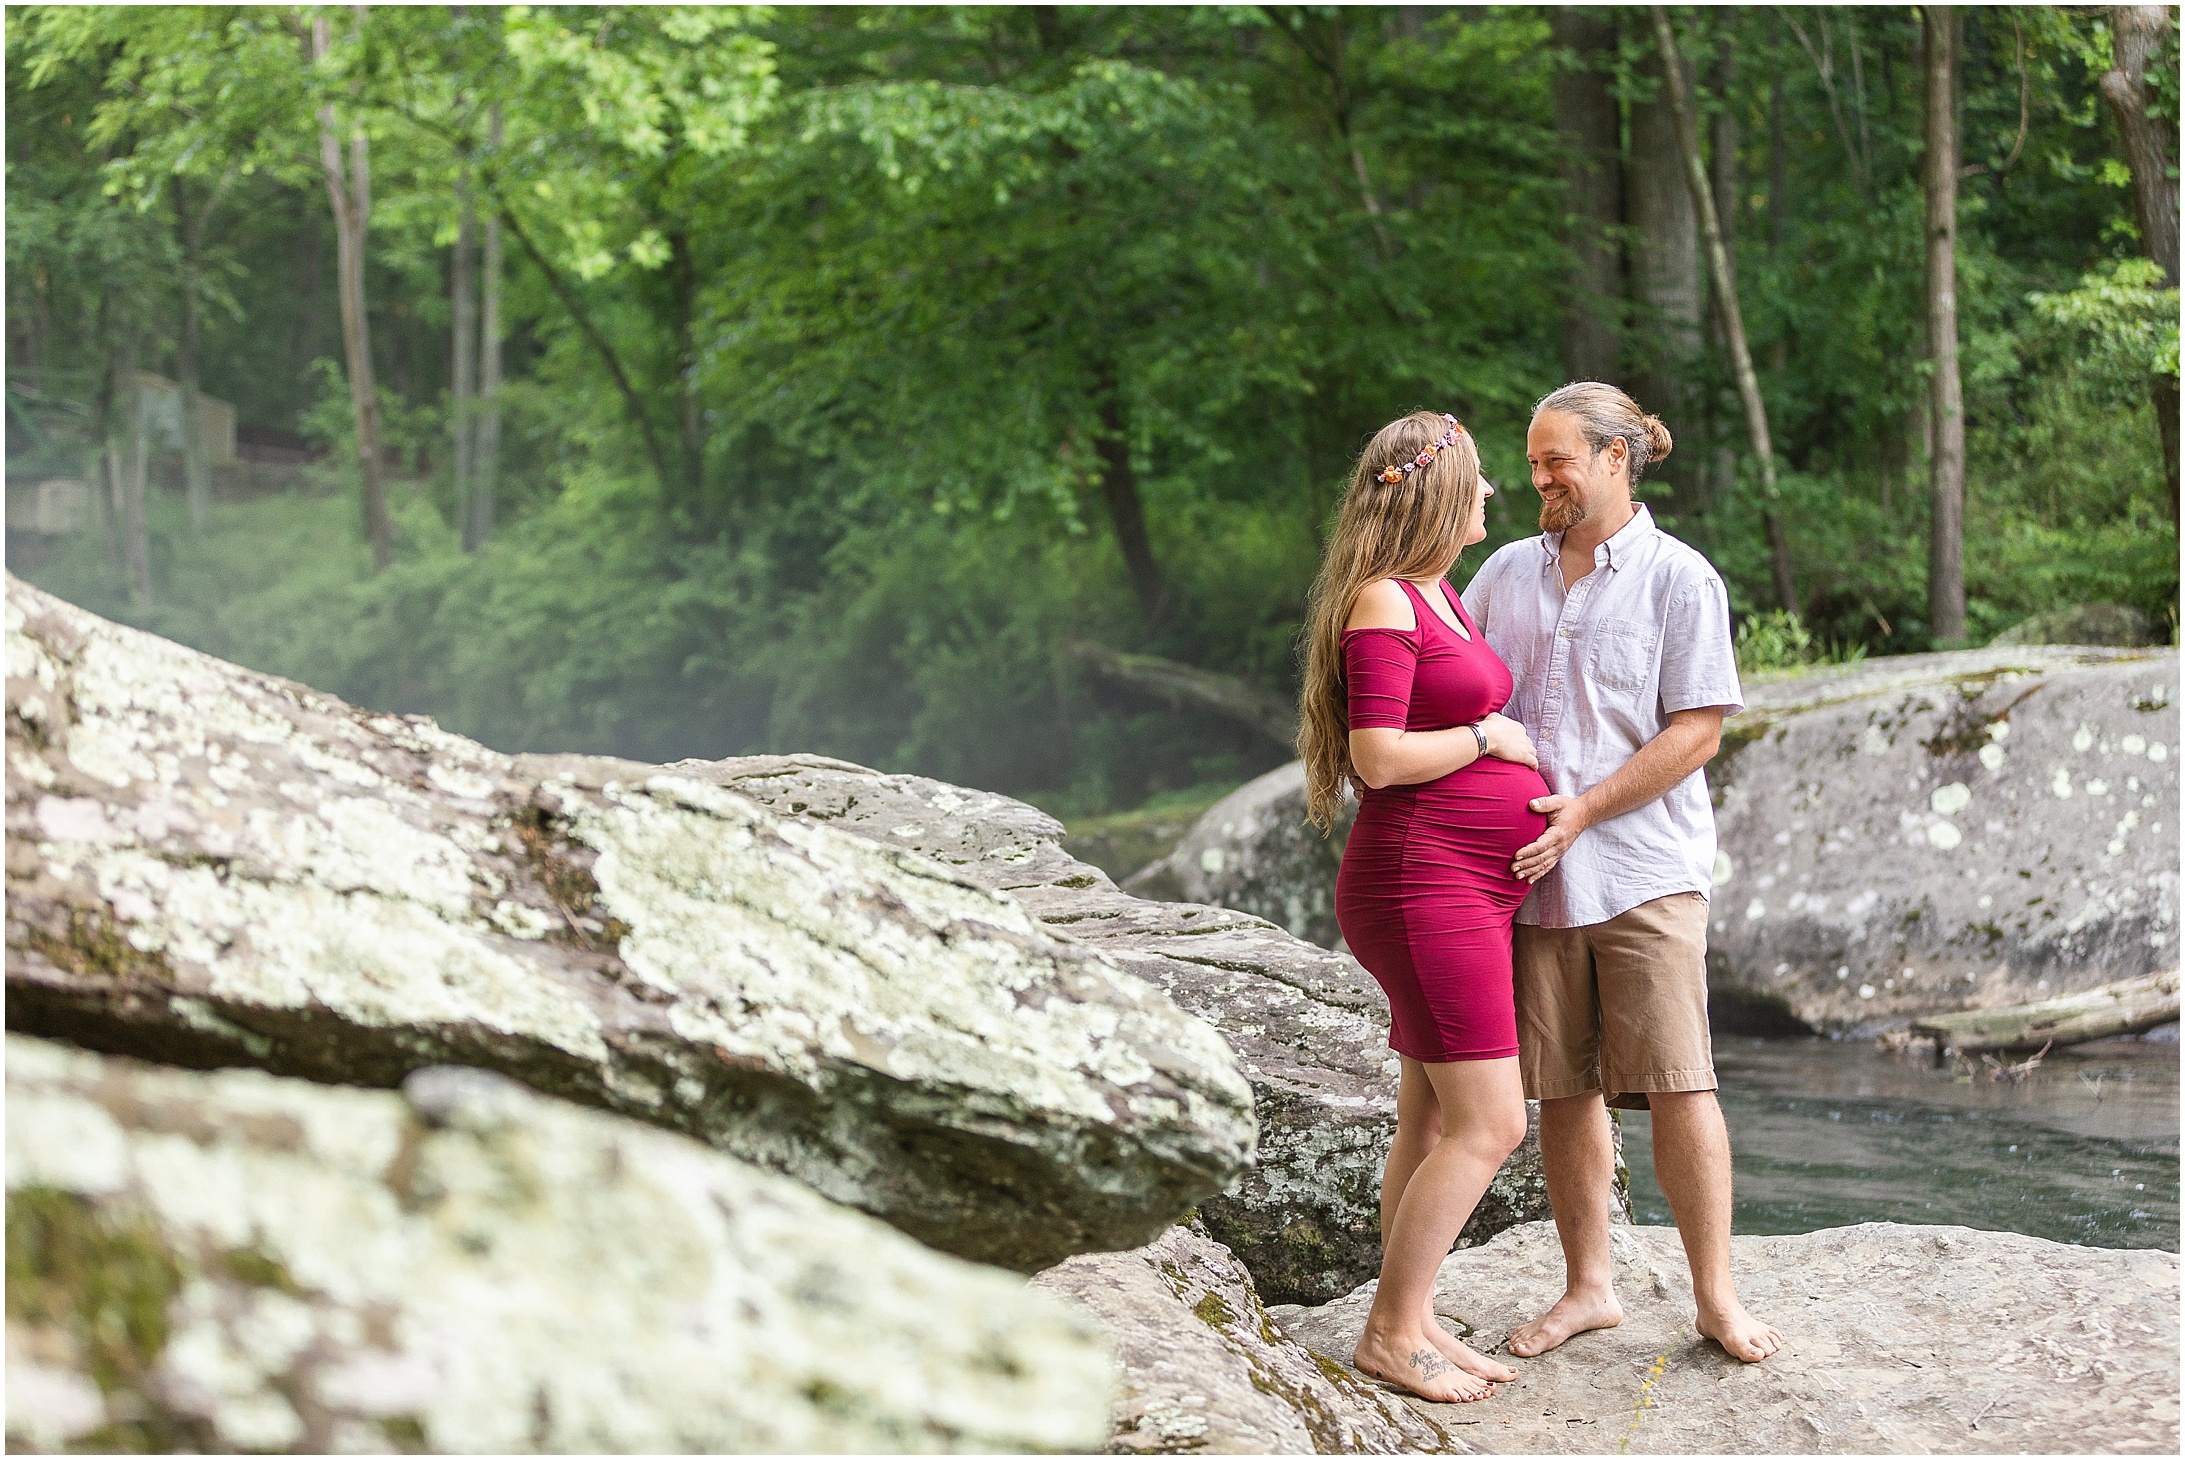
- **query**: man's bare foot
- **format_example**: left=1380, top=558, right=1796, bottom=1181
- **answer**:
left=1353, top=1327, right=1498, bottom=1403
left=1422, top=1306, right=1519, bottom=1382
left=1696, top=1299, right=1783, bottom=1363
left=1506, top=1288, right=1623, bottom=1357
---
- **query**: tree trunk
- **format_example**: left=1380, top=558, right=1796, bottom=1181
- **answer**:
left=1910, top=970, right=2180, bottom=1055
left=1650, top=8, right=1797, bottom=616
left=2101, top=7, right=2181, bottom=287
left=89, top=293, right=123, bottom=575
left=470, top=105, right=504, bottom=552
left=451, top=167, right=478, bottom=543
left=111, top=348, right=152, bottom=606
left=312, top=13, right=394, bottom=572
left=1550, top=7, right=1623, bottom=383
left=127, top=400, right=152, bottom=605
left=1095, top=383, right=1165, bottom=630
left=177, top=274, right=210, bottom=530
left=1706, top=21, right=1740, bottom=518
left=2098, top=5, right=2180, bottom=518
left=1711, top=26, right=1738, bottom=276
left=671, top=228, right=705, bottom=504
left=1766, top=30, right=1789, bottom=375
left=1626, top=32, right=1705, bottom=507
left=1923, top=6, right=1966, bottom=646
left=175, top=179, right=211, bottom=531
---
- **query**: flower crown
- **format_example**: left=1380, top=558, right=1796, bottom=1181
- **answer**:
left=1376, top=414, right=1466, bottom=484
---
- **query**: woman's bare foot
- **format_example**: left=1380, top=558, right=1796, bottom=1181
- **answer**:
left=1353, top=1325, right=1498, bottom=1403
left=1506, top=1287, right=1623, bottom=1357
left=1696, top=1299, right=1783, bottom=1362
left=1422, top=1305, right=1519, bottom=1382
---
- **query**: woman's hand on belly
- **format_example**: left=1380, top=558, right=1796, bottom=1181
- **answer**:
left=1480, top=712, right=1539, bottom=771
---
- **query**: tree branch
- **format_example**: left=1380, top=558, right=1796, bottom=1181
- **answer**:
left=1777, top=8, right=1870, bottom=194
left=490, top=197, right=677, bottom=494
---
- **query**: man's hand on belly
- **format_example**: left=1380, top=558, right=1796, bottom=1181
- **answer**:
left=1509, top=706, right=1728, bottom=883
left=1512, top=795, right=1591, bottom=883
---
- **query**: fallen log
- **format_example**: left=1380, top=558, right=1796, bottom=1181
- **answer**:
left=1066, top=640, right=1298, bottom=751
left=1907, top=970, right=2180, bottom=1054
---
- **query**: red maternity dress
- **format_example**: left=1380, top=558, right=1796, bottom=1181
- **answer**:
left=1334, top=579, right=1551, bottom=1063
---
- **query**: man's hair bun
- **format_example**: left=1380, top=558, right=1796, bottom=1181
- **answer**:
left=1531, top=381, right=1676, bottom=483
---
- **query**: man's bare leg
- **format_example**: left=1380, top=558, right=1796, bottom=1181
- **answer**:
left=1352, top=1057, right=1529, bottom=1401
left=1380, top=1059, right=1520, bottom=1383
left=1647, top=1090, right=1783, bottom=1362
left=1506, top=1091, right=1624, bottom=1357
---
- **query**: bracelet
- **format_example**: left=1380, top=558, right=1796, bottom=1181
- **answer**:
left=1469, top=722, right=1490, bottom=760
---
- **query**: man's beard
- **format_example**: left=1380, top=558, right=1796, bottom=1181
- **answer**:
left=1538, top=494, right=1588, bottom=534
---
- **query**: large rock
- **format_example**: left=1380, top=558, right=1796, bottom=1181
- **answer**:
left=1710, top=646, right=2179, bottom=1034
left=1269, top=1218, right=2180, bottom=1455
left=1033, top=1221, right=1464, bottom=1454
left=1991, top=602, right=2156, bottom=647
left=3, top=576, right=1253, bottom=1272
left=3, top=1035, right=1111, bottom=1454
left=1125, top=648, right=2182, bottom=1040
left=691, top=754, right=1608, bottom=1307
left=1124, top=763, right=1355, bottom=949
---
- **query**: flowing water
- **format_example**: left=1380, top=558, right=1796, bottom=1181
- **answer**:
left=1619, top=1032, right=2179, bottom=1250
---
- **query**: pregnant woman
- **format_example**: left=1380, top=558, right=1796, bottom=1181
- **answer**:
left=1297, top=410, right=1550, bottom=1403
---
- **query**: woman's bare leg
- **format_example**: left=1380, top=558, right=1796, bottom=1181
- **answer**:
left=1352, top=1056, right=1529, bottom=1401
left=1380, top=1058, right=1520, bottom=1384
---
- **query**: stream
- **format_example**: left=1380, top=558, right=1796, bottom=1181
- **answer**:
left=1618, top=1032, right=2180, bottom=1250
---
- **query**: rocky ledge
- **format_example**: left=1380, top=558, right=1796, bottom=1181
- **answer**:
left=1269, top=1218, right=2180, bottom=1455
left=4, top=574, right=1253, bottom=1272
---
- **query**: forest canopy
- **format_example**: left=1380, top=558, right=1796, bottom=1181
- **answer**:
left=7, top=5, right=2178, bottom=816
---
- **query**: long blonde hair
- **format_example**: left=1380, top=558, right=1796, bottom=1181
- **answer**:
left=1297, top=411, right=1483, bottom=832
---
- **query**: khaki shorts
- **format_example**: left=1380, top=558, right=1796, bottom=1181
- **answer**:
left=1513, top=891, right=1716, bottom=1110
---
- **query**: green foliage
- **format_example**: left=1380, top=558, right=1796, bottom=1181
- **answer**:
left=2027, top=258, right=2180, bottom=385
left=1734, top=609, right=1866, bottom=676
left=8, top=5, right=2178, bottom=810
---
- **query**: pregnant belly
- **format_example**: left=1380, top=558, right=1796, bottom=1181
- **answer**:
left=1345, top=758, right=1551, bottom=877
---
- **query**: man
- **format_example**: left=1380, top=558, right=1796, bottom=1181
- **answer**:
left=1459, top=381, right=1783, bottom=1364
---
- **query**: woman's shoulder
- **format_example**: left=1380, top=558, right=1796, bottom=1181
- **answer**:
left=1345, top=578, right=1418, bottom=633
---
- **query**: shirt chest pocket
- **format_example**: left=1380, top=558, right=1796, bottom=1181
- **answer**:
left=1587, top=621, right=1660, bottom=694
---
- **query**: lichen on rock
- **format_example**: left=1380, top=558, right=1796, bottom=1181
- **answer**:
left=4, top=1035, right=1114, bottom=1455
left=1709, top=646, right=2180, bottom=1034
left=4, top=575, right=1255, bottom=1272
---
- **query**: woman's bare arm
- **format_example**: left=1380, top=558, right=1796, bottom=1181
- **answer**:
left=1345, top=580, right=1537, bottom=789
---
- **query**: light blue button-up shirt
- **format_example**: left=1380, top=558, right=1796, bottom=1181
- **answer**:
left=1461, top=505, right=1744, bottom=928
